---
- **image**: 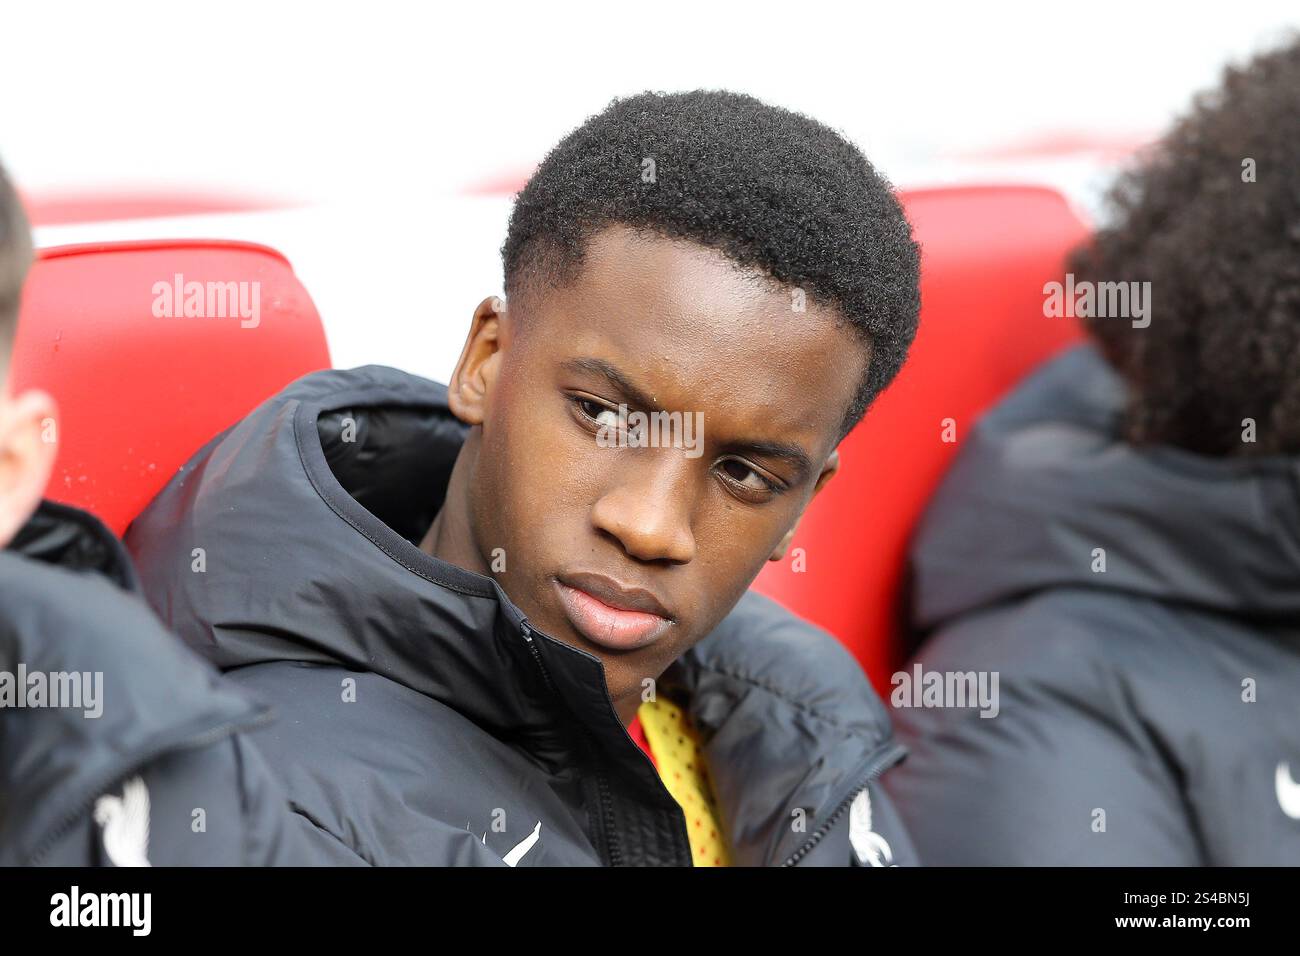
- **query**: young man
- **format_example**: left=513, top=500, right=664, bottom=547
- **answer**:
left=0, top=160, right=314, bottom=866
left=127, top=91, right=923, bottom=866
left=884, top=41, right=1300, bottom=865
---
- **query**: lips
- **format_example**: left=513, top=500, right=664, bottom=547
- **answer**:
left=553, top=572, right=675, bottom=652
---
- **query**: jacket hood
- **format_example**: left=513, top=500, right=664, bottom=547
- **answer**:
left=125, top=365, right=902, bottom=866
left=911, top=344, right=1300, bottom=631
left=0, top=502, right=268, bottom=864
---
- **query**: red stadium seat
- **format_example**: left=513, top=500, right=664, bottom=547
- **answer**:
left=11, top=239, right=330, bottom=536
left=752, top=185, right=1088, bottom=691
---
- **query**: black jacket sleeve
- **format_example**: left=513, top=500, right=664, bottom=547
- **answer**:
left=0, top=551, right=331, bottom=867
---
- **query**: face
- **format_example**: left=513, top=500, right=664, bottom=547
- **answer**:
left=437, top=226, right=865, bottom=722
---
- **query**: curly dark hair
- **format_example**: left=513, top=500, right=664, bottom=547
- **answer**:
left=0, top=160, right=32, bottom=361
left=502, top=90, right=921, bottom=437
left=1070, top=36, right=1300, bottom=457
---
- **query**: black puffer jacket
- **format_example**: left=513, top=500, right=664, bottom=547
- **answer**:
left=885, top=344, right=1300, bottom=865
left=126, top=365, right=916, bottom=867
left=0, top=502, right=315, bottom=866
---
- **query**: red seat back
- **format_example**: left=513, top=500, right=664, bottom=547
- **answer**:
left=11, top=239, right=330, bottom=535
left=752, top=186, right=1088, bottom=689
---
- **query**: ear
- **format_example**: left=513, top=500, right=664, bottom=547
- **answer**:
left=768, top=448, right=840, bottom=562
left=0, top=389, right=59, bottom=547
left=447, top=296, right=507, bottom=427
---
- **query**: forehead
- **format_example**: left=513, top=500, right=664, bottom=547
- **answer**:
left=517, top=226, right=866, bottom=455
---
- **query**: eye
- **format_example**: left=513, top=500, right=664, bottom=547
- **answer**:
left=574, top=396, right=622, bottom=430
left=717, top=457, right=779, bottom=496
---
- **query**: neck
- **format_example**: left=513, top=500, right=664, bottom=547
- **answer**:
left=419, top=437, right=488, bottom=576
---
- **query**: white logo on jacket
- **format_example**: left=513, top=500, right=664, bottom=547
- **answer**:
left=848, top=787, right=895, bottom=867
left=1276, top=762, right=1300, bottom=821
left=502, top=821, right=542, bottom=866
left=94, top=776, right=152, bottom=867
left=473, top=820, right=542, bottom=866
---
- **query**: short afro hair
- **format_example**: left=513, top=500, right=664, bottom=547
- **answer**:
left=1071, top=36, right=1300, bottom=457
left=502, top=90, right=920, bottom=437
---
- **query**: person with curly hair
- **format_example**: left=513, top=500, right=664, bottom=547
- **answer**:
left=124, top=91, right=923, bottom=866
left=884, top=38, right=1300, bottom=865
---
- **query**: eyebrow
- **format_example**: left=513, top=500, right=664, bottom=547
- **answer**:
left=561, top=356, right=815, bottom=483
left=562, top=357, right=662, bottom=413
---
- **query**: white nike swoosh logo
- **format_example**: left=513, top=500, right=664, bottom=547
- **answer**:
left=502, top=821, right=542, bottom=867
left=1275, top=762, right=1300, bottom=820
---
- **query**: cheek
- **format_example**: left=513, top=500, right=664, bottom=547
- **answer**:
left=685, top=493, right=817, bottom=627
left=698, top=491, right=800, bottom=559
left=691, top=523, right=775, bottom=603
left=477, top=388, right=606, bottom=562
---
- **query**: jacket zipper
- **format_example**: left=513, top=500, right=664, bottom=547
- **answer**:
left=521, top=622, right=623, bottom=866
left=25, top=709, right=273, bottom=866
left=781, top=740, right=906, bottom=867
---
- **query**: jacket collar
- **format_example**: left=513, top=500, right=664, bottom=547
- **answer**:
left=11, top=499, right=138, bottom=591
left=128, top=368, right=655, bottom=773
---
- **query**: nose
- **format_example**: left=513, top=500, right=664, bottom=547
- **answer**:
left=590, top=454, right=698, bottom=565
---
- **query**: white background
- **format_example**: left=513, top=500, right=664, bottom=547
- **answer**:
left=3, top=0, right=1297, bottom=379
